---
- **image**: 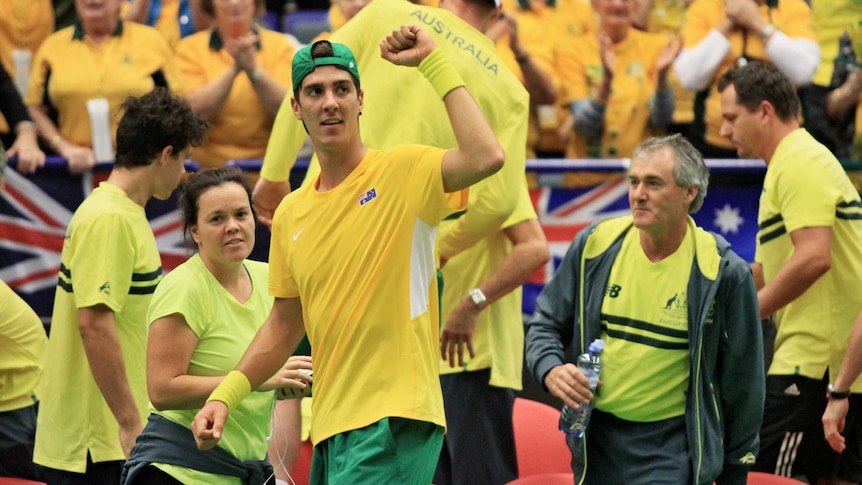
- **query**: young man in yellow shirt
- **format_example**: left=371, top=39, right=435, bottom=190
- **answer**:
left=192, top=27, right=506, bottom=483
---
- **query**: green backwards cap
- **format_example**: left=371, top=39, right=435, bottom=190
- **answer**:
left=291, top=40, right=361, bottom=91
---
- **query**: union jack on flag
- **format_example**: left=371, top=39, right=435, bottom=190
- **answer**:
left=0, top=167, right=190, bottom=321
left=523, top=174, right=760, bottom=317
left=357, top=187, right=377, bottom=206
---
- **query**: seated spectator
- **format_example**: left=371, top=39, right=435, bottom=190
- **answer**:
left=491, top=0, right=593, bottom=159
left=824, top=59, right=861, bottom=160
left=806, top=2, right=862, bottom=160
left=0, top=0, right=53, bottom=150
left=673, top=0, right=819, bottom=158
left=25, top=0, right=179, bottom=172
left=631, top=0, right=695, bottom=140
left=122, top=167, right=312, bottom=484
left=177, top=0, right=294, bottom=169
left=557, top=0, right=680, bottom=159
left=123, top=0, right=214, bottom=49
left=0, top=64, right=45, bottom=173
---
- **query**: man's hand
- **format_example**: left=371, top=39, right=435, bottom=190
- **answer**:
left=823, top=398, right=849, bottom=453
left=257, top=355, right=313, bottom=391
left=57, top=143, right=95, bottom=174
left=544, top=364, right=596, bottom=409
left=192, top=400, right=229, bottom=450
left=6, top=125, right=46, bottom=174
left=379, top=25, right=438, bottom=67
left=724, top=0, right=761, bottom=31
left=440, top=298, right=478, bottom=368
left=252, top=178, right=291, bottom=227
left=656, top=36, right=683, bottom=76
left=226, top=32, right=260, bottom=76
left=597, top=31, right=616, bottom=79
left=119, top=420, right=143, bottom=459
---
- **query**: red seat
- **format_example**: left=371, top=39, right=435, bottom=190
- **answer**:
left=512, top=397, right=572, bottom=477
left=288, top=439, right=313, bottom=485
left=506, top=472, right=575, bottom=484
left=746, top=471, right=807, bottom=484
left=0, top=478, right=47, bottom=485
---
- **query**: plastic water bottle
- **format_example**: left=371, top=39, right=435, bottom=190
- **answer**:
left=559, top=339, right=605, bottom=438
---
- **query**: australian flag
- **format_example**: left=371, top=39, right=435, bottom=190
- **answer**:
left=358, top=187, right=377, bottom=206
left=523, top=172, right=762, bottom=317
left=0, top=166, right=192, bottom=322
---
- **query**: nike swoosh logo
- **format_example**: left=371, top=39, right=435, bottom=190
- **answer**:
left=293, top=226, right=307, bottom=241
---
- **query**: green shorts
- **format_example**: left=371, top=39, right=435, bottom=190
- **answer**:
left=310, top=417, right=444, bottom=485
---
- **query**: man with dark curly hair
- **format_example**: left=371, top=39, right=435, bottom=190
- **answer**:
left=33, top=88, right=208, bottom=484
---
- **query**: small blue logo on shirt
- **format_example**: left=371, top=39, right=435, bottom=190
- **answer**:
left=358, top=188, right=377, bottom=206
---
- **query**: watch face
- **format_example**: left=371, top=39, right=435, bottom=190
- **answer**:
left=470, top=289, right=486, bottom=306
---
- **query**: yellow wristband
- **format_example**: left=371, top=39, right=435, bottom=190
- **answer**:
left=418, top=48, right=465, bottom=100
left=207, top=370, right=252, bottom=411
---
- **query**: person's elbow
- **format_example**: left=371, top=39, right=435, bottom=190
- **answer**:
left=477, top=143, right=505, bottom=179
left=810, top=252, right=832, bottom=279
left=148, top=390, right=172, bottom=412
left=534, top=241, right=551, bottom=269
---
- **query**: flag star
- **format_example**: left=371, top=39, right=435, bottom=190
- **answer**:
left=713, top=203, right=744, bottom=234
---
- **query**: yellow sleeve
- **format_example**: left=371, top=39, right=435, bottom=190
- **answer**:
left=175, top=34, right=208, bottom=95
left=259, top=99, right=309, bottom=182
left=556, top=35, right=592, bottom=105
left=437, top=98, right=528, bottom=260
left=779, top=0, right=816, bottom=40
left=682, top=0, right=720, bottom=48
left=502, top=175, right=538, bottom=230
left=262, top=30, right=295, bottom=87
left=24, top=32, right=54, bottom=107
left=155, top=32, right=183, bottom=95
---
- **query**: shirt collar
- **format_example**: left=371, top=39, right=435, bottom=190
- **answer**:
left=209, top=25, right=262, bottom=51
left=72, top=19, right=124, bottom=40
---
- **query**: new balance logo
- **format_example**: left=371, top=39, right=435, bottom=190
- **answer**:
left=98, top=282, right=111, bottom=295
left=784, top=384, right=801, bottom=396
left=605, top=284, right=621, bottom=298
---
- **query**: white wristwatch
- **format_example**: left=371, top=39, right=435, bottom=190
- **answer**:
left=468, top=288, right=487, bottom=308
left=759, top=23, right=777, bottom=42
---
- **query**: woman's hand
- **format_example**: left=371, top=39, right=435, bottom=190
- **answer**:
left=226, top=32, right=260, bottom=77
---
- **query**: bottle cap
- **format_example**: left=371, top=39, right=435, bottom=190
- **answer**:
left=588, top=339, right=605, bottom=355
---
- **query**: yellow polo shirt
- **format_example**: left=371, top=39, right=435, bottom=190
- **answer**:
left=24, top=21, right=180, bottom=149
left=176, top=26, right=294, bottom=168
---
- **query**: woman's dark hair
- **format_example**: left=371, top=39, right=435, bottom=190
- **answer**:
left=178, top=167, right=256, bottom=248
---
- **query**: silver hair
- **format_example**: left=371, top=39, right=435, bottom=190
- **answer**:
left=631, top=134, right=710, bottom=213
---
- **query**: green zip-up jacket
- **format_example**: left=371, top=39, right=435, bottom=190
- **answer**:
left=526, top=215, right=764, bottom=485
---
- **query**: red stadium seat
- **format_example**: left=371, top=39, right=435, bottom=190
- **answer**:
left=288, top=438, right=313, bottom=485
left=512, top=397, right=572, bottom=477
left=746, top=471, right=808, bottom=484
left=506, top=472, right=575, bottom=484
left=0, top=478, right=47, bottom=485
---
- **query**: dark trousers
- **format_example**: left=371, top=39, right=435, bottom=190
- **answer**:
left=434, top=369, right=518, bottom=485
left=43, top=453, right=123, bottom=485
